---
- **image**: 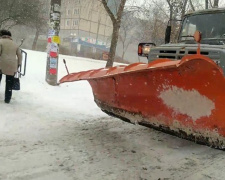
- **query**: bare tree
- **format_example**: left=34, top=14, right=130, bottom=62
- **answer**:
left=205, top=0, right=209, bottom=9
left=0, top=0, right=48, bottom=50
left=213, top=0, right=219, bottom=7
left=205, top=0, right=219, bottom=9
left=181, top=0, right=188, bottom=17
left=135, top=1, right=168, bottom=44
left=119, top=12, right=136, bottom=60
left=165, top=0, right=188, bottom=42
left=101, top=0, right=127, bottom=67
left=0, top=0, right=42, bottom=29
left=31, top=0, right=49, bottom=50
left=189, top=0, right=196, bottom=11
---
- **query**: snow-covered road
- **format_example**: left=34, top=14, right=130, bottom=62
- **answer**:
left=0, top=50, right=224, bottom=180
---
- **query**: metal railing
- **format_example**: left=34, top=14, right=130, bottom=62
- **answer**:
left=18, top=49, right=27, bottom=77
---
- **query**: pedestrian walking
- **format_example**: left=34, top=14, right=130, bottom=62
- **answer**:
left=0, top=30, right=22, bottom=103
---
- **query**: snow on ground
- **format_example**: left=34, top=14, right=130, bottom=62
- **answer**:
left=0, top=49, right=225, bottom=180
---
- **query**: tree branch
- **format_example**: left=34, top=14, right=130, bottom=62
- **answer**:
left=116, top=0, right=127, bottom=21
left=209, top=0, right=213, bottom=7
left=214, top=0, right=219, bottom=7
left=166, top=0, right=171, bottom=6
left=182, top=0, right=188, bottom=17
left=189, top=0, right=195, bottom=11
left=152, top=0, right=170, bottom=18
left=101, top=0, right=116, bottom=24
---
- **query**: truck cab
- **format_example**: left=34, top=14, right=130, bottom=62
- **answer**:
left=139, top=8, right=225, bottom=71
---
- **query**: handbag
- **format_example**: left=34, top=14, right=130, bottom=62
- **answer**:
left=12, top=73, right=20, bottom=90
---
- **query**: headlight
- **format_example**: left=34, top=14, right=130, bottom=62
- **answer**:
left=143, top=45, right=151, bottom=54
left=138, top=43, right=156, bottom=57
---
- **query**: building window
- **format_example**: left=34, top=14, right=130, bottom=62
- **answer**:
left=66, top=20, right=70, bottom=26
left=74, top=8, right=80, bottom=15
left=73, top=20, right=79, bottom=26
left=67, top=9, right=70, bottom=15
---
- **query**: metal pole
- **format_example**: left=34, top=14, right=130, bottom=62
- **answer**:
left=46, top=0, right=61, bottom=86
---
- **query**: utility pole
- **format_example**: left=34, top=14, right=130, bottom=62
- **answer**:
left=46, top=0, right=61, bottom=85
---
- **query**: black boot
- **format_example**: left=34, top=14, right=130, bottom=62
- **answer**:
left=5, top=75, right=14, bottom=103
left=4, top=98, right=10, bottom=103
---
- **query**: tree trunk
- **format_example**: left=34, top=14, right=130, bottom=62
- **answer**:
left=205, top=0, right=209, bottom=9
left=122, top=42, right=131, bottom=61
left=32, top=29, right=39, bottom=50
left=151, top=15, right=158, bottom=42
left=106, top=23, right=120, bottom=67
left=168, top=2, right=173, bottom=22
left=102, top=0, right=127, bottom=68
left=120, top=38, right=126, bottom=61
left=214, top=0, right=219, bottom=7
left=122, top=50, right=125, bottom=60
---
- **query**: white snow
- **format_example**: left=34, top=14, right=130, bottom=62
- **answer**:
left=0, top=50, right=224, bottom=180
left=0, top=50, right=108, bottom=139
left=159, top=86, right=215, bottom=121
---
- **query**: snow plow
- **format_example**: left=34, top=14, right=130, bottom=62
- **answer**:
left=60, top=8, right=225, bottom=149
left=60, top=42, right=225, bottom=149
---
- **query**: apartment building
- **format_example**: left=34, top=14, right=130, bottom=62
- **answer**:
left=60, top=0, right=114, bottom=52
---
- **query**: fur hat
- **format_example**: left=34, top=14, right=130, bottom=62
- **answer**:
left=0, top=30, right=11, bottom=37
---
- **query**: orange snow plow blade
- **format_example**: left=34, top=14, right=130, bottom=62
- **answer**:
left=60, top=54, right=225, bottom=149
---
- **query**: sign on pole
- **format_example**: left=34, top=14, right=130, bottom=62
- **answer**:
left=46, top=0, right=61, bottom=86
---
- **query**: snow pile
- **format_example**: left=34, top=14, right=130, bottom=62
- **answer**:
left=0, top=50, right=108, bottom=136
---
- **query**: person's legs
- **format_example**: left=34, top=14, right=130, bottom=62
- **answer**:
left=5, top=75, right=14, bottom=103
